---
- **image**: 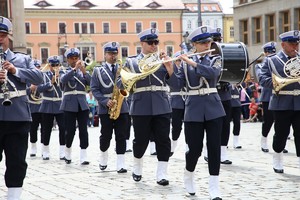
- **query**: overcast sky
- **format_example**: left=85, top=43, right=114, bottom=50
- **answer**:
left=217, top=0, right=233, bottom=14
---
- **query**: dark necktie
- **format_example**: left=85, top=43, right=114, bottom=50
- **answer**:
left=3, top=53, right=6, bottom=60
left=287, top=56, right=291, bottom=60
left=111, top=64, right=115, bottom=75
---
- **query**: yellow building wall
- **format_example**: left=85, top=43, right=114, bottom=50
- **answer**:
left=223, top=14, right=234, bottom=43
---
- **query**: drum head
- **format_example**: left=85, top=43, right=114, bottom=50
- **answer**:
left=211, top=42, right=249, bottom=84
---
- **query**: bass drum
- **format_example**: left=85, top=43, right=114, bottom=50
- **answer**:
left=211, top=42, right=249, bottom=84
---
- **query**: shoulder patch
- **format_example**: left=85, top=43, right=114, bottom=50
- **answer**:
left=267, top=53, right=276, bottom=57
left=212, top=57, right=222, bottom=69
left=127, top=55, right=138, bottom=58
left=13, top=51, right=28, bottom=55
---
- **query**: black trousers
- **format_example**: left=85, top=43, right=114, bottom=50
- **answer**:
left=184, top=117, right=222, bottom=175
left=171, top=108, right=185, bottom=141
left=132, top=114, right=171, bottom=161
left=64, top=109, right=89, bottom=149
left=29, top=112, right=42, bottom=143
left=42, top=113, right=66, bottom=146
left=230, top=106, right=241, bottom=136
left=221, top=100, right=232, bottom=146
left=125, top=115, right=132, bottom=140
left=262, top=102, right=274, bottom=137
left=273, top=110, right=300, bottom=156
left=0, top=121, right=30, bottom=187
left=99, top=113, right=128, bottom=154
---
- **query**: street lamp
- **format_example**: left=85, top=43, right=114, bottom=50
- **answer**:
left=182, top=31, right=192, bottom=52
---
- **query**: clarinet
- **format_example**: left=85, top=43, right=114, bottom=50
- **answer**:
left=0, top=46, right=12, bottom=106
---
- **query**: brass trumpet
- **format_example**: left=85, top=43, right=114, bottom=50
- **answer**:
left=84, top=51, right=93, bottom=66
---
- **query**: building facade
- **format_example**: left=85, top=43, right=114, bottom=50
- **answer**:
left=233, top=0, right=300, bottom=60
left=24, top=0, right=185, bottom=64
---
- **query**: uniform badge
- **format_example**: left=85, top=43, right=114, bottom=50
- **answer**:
left=271, top=42, right=274, bottom=47
left=71, top=48, right=75, bottom=53
left=151, top=28, right=156, bottom=34
left=0, top=17, right=3, bottom=24
left=201, top=26, right=207, bottom=33
left=216, top=28, right=221, bottom=33
left=294, top=30, right=299, bottom=36
left=112, top=42, right=116, bottom=47
left=212, top=58, right=222, bottom=69
left=53, top=56, right=58, bottom=60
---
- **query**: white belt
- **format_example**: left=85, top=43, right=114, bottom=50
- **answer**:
left=28, top=100, right=42, bottom=104
left=231, top=95, right=239, bottom=99
left=103, top=93, right=112, bottom=98
left=133, top=85, right=168, bottom=93
left=272, top=90, right=300, bottom=96
left=64, top=90, right=86, bottom=96
left=42, top=97, right=62, bottom=101
left=170, top=91, right=187, bottom=96
left=0, top=90, right=27, bottom=99
left=187, top=88, right=217, bottom=96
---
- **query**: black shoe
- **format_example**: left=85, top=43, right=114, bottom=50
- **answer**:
left=170, top=152, right=174, bottom=157
left=157, top=179, right=169, bottom=186
left=42, top=157, right=49, bottom=160
left=212, top=197, right=222, bottom=200
left=283, top=149, right=288, bottom=153
left=204, top=156, right=208, bottom=162
left=81, top=161, right=90, bottom=165
left=30, top=154, right=36, bottom=157
left=65, top=159, right=71, bottom=164
left=221, top=160, right=232, bottom=165
left=150, top=152, right=157, bottom=156
left=117, top=168, right=127, bottom=173
left=60, top=157, right=66, bottom=161
left=273, top=168, right=284, bottom=173
left=99, top=164, right=107, bottom=171
left=126, top=149, right=133, bottom=153
left=234, top=146, right=242, bottom=149
left=132, top=173, right=142, bottom=182
left=261, top=148, right=269, bottom=153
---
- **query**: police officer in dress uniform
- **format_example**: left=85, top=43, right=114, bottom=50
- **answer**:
left=260, top=30, right=300, bottom=173
left=204, top=27, right=232, bottom=164
left=122, top=28, right=172, bottom=186
left=38, top=56, right=66, bottom=160
left=230, top=84, right=242, bottom=148
left=169, top=51, right=186, bottom=157
left=27, top=59, right=43, bottom=157
left=91, top=41, right=129, bottom=173
left=0, top=16, right=43, bottom=200
left=60, top=48, right=91, bottom=165
left=168, top=26, right=225, bottom=199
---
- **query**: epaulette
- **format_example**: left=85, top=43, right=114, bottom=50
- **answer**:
left=14, top=51, right=28, bottom=55
left=209, top=54, right=219, bottom=59
left=266, top=53, right=276, bottom=57
left=127, top=55, right=138, bottom=58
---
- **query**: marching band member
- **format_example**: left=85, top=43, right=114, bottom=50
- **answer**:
left=212, top=28, right=233, bottom=162
left=260, top=30, right=300, bottom=173
left=38, top=56, right=66, bottom=160
left=90, top=42, right=129, bottom=173
left=0, top=16, right=43, bottom=199
left=169, top=51, right=186, bottom=157
left=168, top=26, right=225, bottom=199
left=123, top=28, right=172, bottom=186
left=60, top=48, right=91, bottom=165
left=230, top=84, right=242, bottom=148
left=27, top=59, right=43, bottom=157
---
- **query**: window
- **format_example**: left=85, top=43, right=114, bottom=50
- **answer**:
left=59, top=22, right=66, bottom=34
left=40, top=22, right=47, bottom=34
left=121, top=22, right=127, bottom=34
left=136, top=22, right=142, bottom=33
left=241, top=20, right=248, bottom=45
left=298, top=8, right=300, bottom=30
left=26, top=48, right=32, bottom=57
left=230, top=26, right=234, bottom=37
left=212, top=6, right=217, bottom=11
left=151, top=22, right=157, bottom=29
left=205, top=20, right=210, bottom=26
left=41, top=48, right=49, bottom=64
left=254, top=17, right=261, bottom=44
left=74, top=22, right=95, bottom=34
left=281, top=11, right=290, bottom=32
left=187, top=20, right=192, bottom=29
left=136, top=46, right=142, bottom=54
left=166, top=46, right=173, bottom=57
left=214, top=20, right=218, bottom=28
left=239, top=0, right=248, bottom=4
left=121, top=47, right=128, bottom=58
left=166, top=22, right=172, bottom=33
left=0, top=0, right=8, bottom=17
left=203, top=6, right=209, bottom=11
left=103, top=22, right=110, bottom=34
left=267, top=14, right=276, bottom=41
left=25, top=22, right=30, bottom=34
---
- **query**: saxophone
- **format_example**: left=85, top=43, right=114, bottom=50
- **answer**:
left=108, top=59, right=128, bottom=120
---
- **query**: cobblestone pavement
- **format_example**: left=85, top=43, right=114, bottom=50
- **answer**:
left=0, top=122, right=300, bottom=200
